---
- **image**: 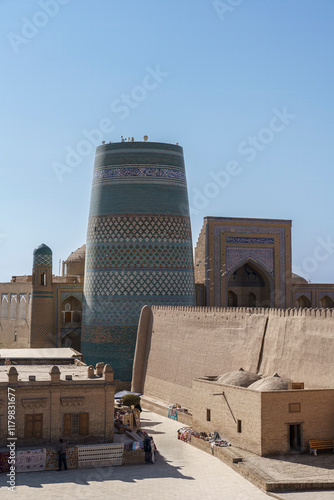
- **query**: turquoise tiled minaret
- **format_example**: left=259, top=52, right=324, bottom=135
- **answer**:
left=30, top=243, right=54, bottom=347
left=82, top=141, right=196, bottom=380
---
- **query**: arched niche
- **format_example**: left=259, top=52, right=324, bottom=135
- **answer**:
left=227, top=260, right=272, bottom=308
left=61, top=296, right=82, bottom=324
left=296, top=295, right=311, bottom=308
left=61, top=331, right=81, bottom=351
left=228, top=290, right=238, bottom=307
left=319, top=295, right=334, bottom=308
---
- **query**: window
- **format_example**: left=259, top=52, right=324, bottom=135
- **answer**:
left=206, top=409, right=211, bottom=422
left=41, top=272, right=46, bottom=286
left=237, top=420, right=242, bottom=433
left=25, top=414, right=43, bottom=438
left=1, top=294, right=8, bottom=319
left=63, top=413, right=89, bottom=436
left=9, top=294, right=17, bottom=319
left=62, top=298, right=82, bottom=324
left=64, top=303, right=71, bottom=322
left=19, top=294, right=27, bottom=320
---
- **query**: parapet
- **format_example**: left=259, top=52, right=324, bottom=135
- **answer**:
left=103, top=364, right=115, bottom=382
left=50, top=365, right=61, bottom=383
left=150, top=305, right=334, bottom=319
left=7, top=366, right=18, bottom=383
left=1, top=363, right=116, bottom=384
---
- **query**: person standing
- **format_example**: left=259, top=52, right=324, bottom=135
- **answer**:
left=143, top=436, right=151, bottom=463
left=150, top=437, right=157, bottom=463
left=134, top=402, right=142, bottom=412
left=57, top=438, right=67, bottom=471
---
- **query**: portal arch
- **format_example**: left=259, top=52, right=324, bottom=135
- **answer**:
left=227, top=259, right=273, bottom=308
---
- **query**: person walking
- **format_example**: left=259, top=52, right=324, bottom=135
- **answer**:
left=57, top=438, right=67, bottom=471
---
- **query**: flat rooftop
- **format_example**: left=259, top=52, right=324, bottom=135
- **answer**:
left=0, top=348, right=82, bottom=360
left=204, top=216, right=292, bottom=224
left=0, top=363, right=99, bottom=383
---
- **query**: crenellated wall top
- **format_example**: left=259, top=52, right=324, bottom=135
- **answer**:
left=150, top=305, right=334, bottom=318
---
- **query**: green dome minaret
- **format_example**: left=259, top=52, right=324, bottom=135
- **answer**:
left=30, top=243, right=55, bottom=347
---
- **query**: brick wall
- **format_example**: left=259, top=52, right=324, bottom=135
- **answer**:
left=192, top=379, right=262, bottom=455
left=261, top=389, right=334, bottom=455
left=0, top=373, right=115, bottom=447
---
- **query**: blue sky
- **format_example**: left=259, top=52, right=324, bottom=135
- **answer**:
left=1, top=0, right=333, bottom=283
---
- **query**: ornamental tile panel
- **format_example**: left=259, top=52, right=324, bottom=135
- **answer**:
left=34, top=254, right=52, bottom=266
left=226, top=236, right=275, bottom=245
left=87, top=214, right=192, bottom=244
left=226, top=247, right=274, bottom=276
left=85, top=243, right=193, bottom=270
left=84, top=269, right=195, bottom=297
left=94, top=166, right=186, bottom=182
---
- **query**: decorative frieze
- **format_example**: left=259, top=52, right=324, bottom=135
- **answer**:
left=21, top=398, right=48, bottom=409
left=60, top=397, right=85, bottom=407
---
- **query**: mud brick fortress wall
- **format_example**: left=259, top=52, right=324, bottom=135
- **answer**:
left=132, top=305, right=334, bottom=410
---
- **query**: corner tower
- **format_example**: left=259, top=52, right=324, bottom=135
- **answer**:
left=30, top=244, right=55, bottom=347
left=82, top=140, right=196, bottom=380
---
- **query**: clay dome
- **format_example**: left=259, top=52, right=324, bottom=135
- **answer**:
left=65, top=245, right=86, bottom=263
left=291, top=273, right=308, bottom=284
left=248, top=373, right=291, bottom=391
left=217, top=368, right=262, bottom=388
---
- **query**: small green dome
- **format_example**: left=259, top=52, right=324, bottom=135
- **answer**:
left=33, top=244, right=52, bottom=256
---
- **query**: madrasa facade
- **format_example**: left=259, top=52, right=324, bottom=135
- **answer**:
left=1, top=140, right=334, bottom=380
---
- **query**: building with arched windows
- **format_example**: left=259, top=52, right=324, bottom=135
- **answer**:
left=0, top=244, right=85, bottom=351
left=194, top=216, right=334, bottom=308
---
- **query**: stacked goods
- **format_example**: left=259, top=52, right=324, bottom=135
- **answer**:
left=177, top=427, right=231, bottom=447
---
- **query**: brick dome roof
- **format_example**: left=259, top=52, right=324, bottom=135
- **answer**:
left=65, top=244, right=86, bottom=263
left=217, top=368, right=262, bottom=388
left=248, top=373, right=291, bottom=391
left=292, top=273, right=308, bottom=284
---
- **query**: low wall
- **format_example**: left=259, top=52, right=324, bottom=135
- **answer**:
left=141, top=395, right=193, bottom=426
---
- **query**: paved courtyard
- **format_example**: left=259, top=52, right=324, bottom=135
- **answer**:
left=243, top=449, right=334, bottom=484
left=276, top=493, right=334, bottom=500
left=0, top=409, right=269, bottom=500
